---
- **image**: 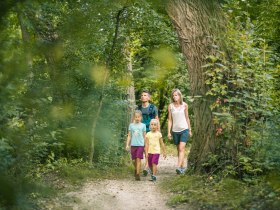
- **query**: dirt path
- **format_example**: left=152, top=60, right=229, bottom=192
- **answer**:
left=47, top=155, right=182, bottom=210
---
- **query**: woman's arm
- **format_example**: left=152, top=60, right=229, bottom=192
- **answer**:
left=184, top=103, right=192, bottom=137
left=167, top=104, right=173, bottom=140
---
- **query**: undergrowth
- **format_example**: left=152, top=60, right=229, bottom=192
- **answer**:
left=162, top=172, right=280, bottom=210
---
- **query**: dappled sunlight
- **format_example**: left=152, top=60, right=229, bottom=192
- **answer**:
left=149, top=47, right=177, bottom=79
left=50, top=104, right=74, bottom=120
left=90, top=65, right=108, bottom=86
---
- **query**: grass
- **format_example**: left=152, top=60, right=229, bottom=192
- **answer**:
left=161, top=173, right=280, bottom=210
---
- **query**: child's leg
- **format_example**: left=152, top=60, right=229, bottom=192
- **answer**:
left=145, top=155, right=149, bottom=169
left=132, top=160, right=136, bottom=175
left=150, top=154, right=160, bottom=176
left=152, top=163, right=157, bottom=176
left=135, top=158, right=141, bottom=175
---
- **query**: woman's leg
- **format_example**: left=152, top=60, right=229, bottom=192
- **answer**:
left=177, top=142, right=186, bottom=168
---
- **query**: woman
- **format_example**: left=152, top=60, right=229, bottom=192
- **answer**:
left=167, top=88, right=192, bottom=174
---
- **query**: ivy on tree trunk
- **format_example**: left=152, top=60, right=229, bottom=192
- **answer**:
left=167, top=0, right=224, bottom=172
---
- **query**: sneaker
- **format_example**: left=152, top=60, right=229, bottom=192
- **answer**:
left=135, top=174, right=141, bottom=181
left=176, top=168, right=182, bottom=175
left=181, top=167, right=187, bottom=174
left=143, top=168, right=151, bottom=176
left=143, top=169, right=148, bottom=176
left=149, top=175, right=157, bottom=182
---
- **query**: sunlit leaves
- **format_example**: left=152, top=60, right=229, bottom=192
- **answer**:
left=50, top=104, right=74, bottom=120
left=90, top=65, right=108, bottom=86
left=152, top=47, right=177, bottom=70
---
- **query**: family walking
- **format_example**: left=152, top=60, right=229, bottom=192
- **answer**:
left=126, top=89, right=192, bottom=181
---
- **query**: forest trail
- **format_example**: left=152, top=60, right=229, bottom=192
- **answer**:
left=46, top=155, right=183, bottom=210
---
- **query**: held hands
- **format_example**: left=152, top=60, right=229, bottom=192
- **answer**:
left=125, top=145, right=130, bottom=151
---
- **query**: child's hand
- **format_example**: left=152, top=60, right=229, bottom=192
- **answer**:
left=126, top=145, right=130, bottom=151
left=163, top=153, right=167, bottom=159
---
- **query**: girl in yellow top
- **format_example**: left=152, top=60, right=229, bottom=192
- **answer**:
left=145, top=119, right=166, bottom=182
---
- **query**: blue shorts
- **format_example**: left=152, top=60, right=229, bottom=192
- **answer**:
left=172, top=129, right=189, bottom=145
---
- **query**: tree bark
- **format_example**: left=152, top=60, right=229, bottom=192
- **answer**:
left=167, top=0, right=223, bottom=172
left=17, top=8, right=33, bottom=87
left=125, top=41, right=136, bottom=128
left=17, top=10, right=33, bottom=67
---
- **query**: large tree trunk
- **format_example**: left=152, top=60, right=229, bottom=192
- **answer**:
left=167, top=0, right=223, bottom=172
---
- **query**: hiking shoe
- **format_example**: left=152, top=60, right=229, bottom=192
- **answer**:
left=143, top=169, right=148, bottom=176
left=143, top=168, right=151, bottom=176
left=135, top=174, right=141, bottom=181
left=149, top=175, right=157, bottom=182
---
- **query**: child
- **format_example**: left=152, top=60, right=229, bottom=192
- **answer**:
left=136, top=90, right=160, bottom=176
left=145, top=119, right=166, bottom=182
left=126, top=110, right=146, bottom=181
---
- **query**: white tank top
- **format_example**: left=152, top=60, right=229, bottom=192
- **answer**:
left=171, top=103, right=188, bottom=132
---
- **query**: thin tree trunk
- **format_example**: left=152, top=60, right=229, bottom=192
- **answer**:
left=167, top=0, right=223, bottom=172
left=17, top=9, right=33, bottom=85
left=125, top=41, right=136, bottom=128
left=89, top=7, right=126, bottom=164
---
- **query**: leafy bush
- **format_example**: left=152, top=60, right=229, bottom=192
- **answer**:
left=203, top=5, right=280, bottom=178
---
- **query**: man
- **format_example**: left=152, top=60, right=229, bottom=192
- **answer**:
left=136, top=90, right=159, bottom=176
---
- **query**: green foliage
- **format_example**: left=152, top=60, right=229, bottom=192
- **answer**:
left=162, top=175, right=280, bottom=210
left=0, top=138, right=14, bottom=171
left=202, top=1, right=280, bottom=178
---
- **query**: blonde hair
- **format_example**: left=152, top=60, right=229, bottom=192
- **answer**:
left=171, top=88, right=183, bottom=104
left=133, top=110, right=142, bottom=122
left=149, top=119, right=159, bottom=130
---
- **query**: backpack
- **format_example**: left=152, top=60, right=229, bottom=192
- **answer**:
left=137, top=104, right=155, bottom=131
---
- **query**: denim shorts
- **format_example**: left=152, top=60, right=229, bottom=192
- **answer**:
left=172, top=129, right=189, bottom=145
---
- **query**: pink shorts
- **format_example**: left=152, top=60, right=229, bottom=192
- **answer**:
left=131, top=146, right=145, bottom=160
left=148, top=153, right=160, bottom=167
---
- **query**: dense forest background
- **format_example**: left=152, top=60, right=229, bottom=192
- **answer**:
left=0, top=0, right=279, bottom=209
